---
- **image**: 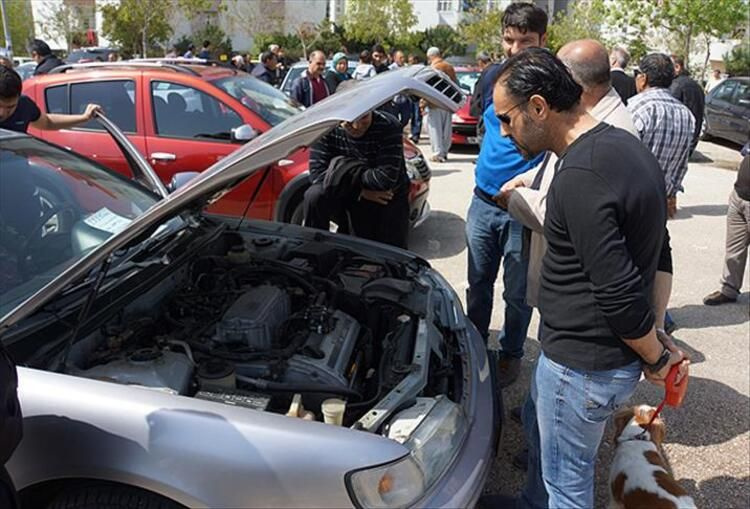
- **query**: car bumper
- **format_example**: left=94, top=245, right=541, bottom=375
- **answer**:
left=415, top=323, right=498, bottom=508
left=452, top=123, right=479, bottom=145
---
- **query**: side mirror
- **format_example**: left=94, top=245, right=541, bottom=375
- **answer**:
left=231, top=124, right=258, bottom=143
left=167, top=171, right=200, bottom=193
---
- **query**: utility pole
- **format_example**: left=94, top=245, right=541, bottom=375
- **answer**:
left=0, top=0, right=12, bottom=59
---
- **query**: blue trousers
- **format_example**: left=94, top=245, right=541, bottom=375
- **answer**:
left=520, top=352, right=641, bottom=508
left=465, top=194, right=532, bottom=358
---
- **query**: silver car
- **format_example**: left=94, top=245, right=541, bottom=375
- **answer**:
left=1, top=66, right=498, bottom=509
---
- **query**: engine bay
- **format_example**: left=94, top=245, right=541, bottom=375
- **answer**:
left=54, top=230, right=462, bottom=432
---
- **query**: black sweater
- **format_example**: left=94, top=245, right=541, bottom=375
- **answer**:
left=539, top=123, right=666, bottom=371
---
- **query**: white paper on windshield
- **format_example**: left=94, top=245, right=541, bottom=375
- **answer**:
left=83, top=207, right=132, bottom=234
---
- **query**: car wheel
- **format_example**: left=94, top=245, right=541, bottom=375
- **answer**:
left=48, top=484, right=182, bottom=509
left=700, top=118, right=713, bottom=141
left=288, top=197, right=305, bottom=226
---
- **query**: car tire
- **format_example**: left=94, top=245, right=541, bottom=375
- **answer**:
left=700, top=118, right=713, bottom=141
left=47, top=484, right=182, bottom=509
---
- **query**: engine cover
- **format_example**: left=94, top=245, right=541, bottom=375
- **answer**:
left=284, top=310, right=360, bottom=388
left=214, top=285, right=290, bottom=350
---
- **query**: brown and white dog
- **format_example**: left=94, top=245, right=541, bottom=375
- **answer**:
left=609, top=405, right=697, bottom=509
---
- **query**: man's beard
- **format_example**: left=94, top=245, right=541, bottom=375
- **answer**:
left=511, top=118, right=546, bottom=160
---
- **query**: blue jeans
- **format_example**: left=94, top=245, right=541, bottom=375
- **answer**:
left=522, top=352, right=641, bottom=509
left=410, top=99, right=422, bottom=140
left=466, top=194, right=531, bottom=358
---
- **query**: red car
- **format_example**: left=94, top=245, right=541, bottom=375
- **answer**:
left=451, top=66, right=481, bottom=146
left=23, top=60, right=431, bottom=226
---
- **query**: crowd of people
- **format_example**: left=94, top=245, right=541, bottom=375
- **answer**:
left=0, top=6, right=747, bottom=507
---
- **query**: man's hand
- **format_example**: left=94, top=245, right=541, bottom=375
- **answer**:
left=644, top=349, right=689, bottom=387
left=492, top=175, right=526, bottom=209
left=82, top=103, right=102, bottom=120
left=360, top=189, right=394, bottom=205
left=655, top=328, right=690, bottom=385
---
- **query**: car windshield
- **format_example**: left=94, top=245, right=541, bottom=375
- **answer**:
left=456, top=71, right=481, bottom=94
left=0, top=136, right=159, bottom=315
left=212, top=75, right=300, bottom=126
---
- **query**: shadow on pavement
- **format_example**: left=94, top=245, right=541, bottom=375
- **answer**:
left=689, top=150, right=713, bottom=163
left=681, top=475, right=750, bottom=509
left=631, top=375, right=750, bottom=447
left=672, top=203, right=728, bottom=219
left=430, top=168, right=463, bottom=177
left=671, top=337, right=707, bottom=364
left=409, top=210, right=467, bottom=260
left=669, top=300, right=749, bottom=329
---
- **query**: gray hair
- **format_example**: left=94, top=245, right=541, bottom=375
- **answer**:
left=610, top=46, right=630, bottom=68
left=268, top=44, right=280, bottom=53
left=426, top=47, right=441, bottom=58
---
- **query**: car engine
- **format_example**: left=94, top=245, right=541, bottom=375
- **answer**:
left=56, top=232, right=458, bottom=429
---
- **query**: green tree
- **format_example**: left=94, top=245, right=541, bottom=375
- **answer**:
left=458, top=4, right=504, bottom=55
left=192, top=23, right=232, bottom=59
left=100, top=0, right=173, bottom=57
left=724, top=44, right=750, bottom=76
left=607, top=0, right=748, bottom=70
left=420, top=25, right=466, bottom=57
left=0, top=0, right=34, bottom=56
left=546, top=0, right=607, bottom=54
left=344, top=0, right=417, bottom=45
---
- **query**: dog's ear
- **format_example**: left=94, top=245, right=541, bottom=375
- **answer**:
left=646, top=417, right=666, bottom=446
left=612, top=406, right=635, bottom=443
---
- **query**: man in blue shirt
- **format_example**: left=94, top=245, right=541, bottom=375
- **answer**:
left=466, top=2, right=548, bottom=388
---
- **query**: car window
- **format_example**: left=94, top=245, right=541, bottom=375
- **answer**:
left=0, top=136, right=159, bottom=315
left=456, top=71, right=481, bottom=94
left=70, top=80, right=136, bottom=133
left=45, top=85, right=68, bottom=114
left=212, top=75, right=300, bottom=126
left=712, top=80, right=737, bottom=102
left=151, top=81, right=243, bottom=141
left=731, top=81, right=750, bottom=107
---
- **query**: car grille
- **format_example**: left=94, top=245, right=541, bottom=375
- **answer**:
left=407, top=154, right=431, bottom=181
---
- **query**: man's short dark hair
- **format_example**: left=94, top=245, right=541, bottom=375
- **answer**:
left=359, top=50, right=371, bottom=63
left=203, top=40, right=210, bottom=48
left=29, top=39, right=52, bottom=57
left=502, top=2, right=548, bottom=35
left=0, top=65, right=23, bottom=99
left=260, top=51, right=276, bottom=64
left=371, top=44, right=385, bottom=55
left=638, top=53, right=675, bottom=88
left=496, top=48, right=582, bottom=112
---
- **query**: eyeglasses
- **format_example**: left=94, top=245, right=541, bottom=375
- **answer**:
left=496, top=100, right=528, bottom=125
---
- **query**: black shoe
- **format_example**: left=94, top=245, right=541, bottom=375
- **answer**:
left=512, top=447, right=529, bottom=471
left=510, top=405, right=522, bottom=424
left=497, top=357, right=521, bottom=388
left=477, top=493, right=518, bottom=509
left=703, top=290, right=737, bottom=306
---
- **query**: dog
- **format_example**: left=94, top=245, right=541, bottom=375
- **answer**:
left=609, top=405, right=697, bottom=509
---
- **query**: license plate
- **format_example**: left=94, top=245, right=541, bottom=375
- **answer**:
left=467, top=136, right=478, bottom=144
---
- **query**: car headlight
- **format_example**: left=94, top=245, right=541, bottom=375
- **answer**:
left=452, top=113, right=462, bottom=123
left=405, top=159, right=419, bottom=181
left=347, top=397, right=466, bottom=508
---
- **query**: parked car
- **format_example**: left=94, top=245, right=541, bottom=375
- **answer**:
left=14, top=62, right=36, bottom=81
left=22, top=60, right=432, bottom=228
left=1, top=67, right=496, bottom=509
left=66, top=47, right=120, bottom=63
left=279, top=60, right=358, bottom=97
left=451, top=67, right=481, bottom=146
left=702, top=76, right=750, bottom=146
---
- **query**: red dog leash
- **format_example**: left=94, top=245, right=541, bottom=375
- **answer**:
left=645, top=363, right=688, bottom=427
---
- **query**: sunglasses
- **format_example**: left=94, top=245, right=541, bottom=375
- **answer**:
left=496, top=100, right=528, bottom=125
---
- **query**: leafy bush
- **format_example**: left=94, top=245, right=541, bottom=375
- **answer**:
left=724, top=45, right=750, bottom=77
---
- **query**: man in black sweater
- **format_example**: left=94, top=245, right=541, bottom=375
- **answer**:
left=491, top=48, right=688, bottom=508
left=609, top=46, right=637, bottom=104
left=303, top=96, right=409, bottom=248
left=670, top=54, right=705, bottom=154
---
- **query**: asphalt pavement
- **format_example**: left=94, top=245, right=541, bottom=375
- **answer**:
left=409, top=138, right=749, bottom=508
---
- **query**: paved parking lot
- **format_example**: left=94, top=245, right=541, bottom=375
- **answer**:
left=409, top=138, right=749, bottom=508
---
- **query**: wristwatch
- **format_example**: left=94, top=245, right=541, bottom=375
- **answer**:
left=644, top=347, right=671, bottom=375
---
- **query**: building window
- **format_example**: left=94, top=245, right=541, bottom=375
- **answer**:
left=438, top=0, right=454, bottom=12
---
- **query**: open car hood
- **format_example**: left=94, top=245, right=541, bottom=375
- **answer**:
left=0, top=65, right=463, bottom=333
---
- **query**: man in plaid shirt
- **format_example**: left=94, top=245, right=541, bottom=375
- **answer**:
left=628, top=53, right=695, bottom=218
